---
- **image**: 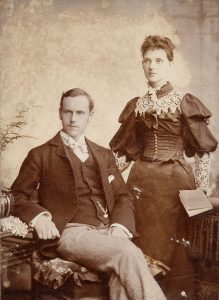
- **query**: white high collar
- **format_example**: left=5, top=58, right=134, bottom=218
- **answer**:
left=60, top=130, right=86, bottom=147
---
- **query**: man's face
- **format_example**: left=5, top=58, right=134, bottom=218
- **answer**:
left=59, top=96, right=92, bottom=140
left=142, top=48, right=172, bottom=87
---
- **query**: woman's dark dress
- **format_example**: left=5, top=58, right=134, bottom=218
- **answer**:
left=110, top=82, right=217, bottom=299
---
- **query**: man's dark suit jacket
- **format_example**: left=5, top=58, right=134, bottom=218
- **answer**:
left=11, top=132, right=135, bottom=257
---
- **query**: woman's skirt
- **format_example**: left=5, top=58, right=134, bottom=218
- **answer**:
left=127, top=158, right=196, bottom=299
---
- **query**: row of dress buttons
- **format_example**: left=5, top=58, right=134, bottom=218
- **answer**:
left=153, top=129, right=158, bottom=161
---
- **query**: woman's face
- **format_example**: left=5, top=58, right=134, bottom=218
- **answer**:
left=142, top=48, right=172, bottom=87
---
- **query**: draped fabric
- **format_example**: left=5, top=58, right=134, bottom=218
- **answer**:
left=110, top=97, right=144, bottom=161
left=181, top=94, right=218, bottom=157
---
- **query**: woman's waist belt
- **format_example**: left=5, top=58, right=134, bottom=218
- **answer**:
left=141, top=151, right=184, bottom=162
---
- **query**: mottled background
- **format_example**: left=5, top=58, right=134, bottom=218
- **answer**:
left=0, top=0, right=219, bottom=191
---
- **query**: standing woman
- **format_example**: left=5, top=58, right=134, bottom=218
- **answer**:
left=110, top=35, right=218, bottom=299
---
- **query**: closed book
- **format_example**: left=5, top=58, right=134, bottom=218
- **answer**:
left=179, top=189, right=213, bottom=217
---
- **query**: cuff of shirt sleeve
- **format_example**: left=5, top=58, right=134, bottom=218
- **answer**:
left=110, top=223, right=133, bottom=238
left=29, top=212, right=52, bottom=228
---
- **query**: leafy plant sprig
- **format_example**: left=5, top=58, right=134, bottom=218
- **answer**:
left=0, top=106, right=40, bottom=152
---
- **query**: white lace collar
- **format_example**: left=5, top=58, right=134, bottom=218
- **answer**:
left=135, top=87, right=185, bottom=116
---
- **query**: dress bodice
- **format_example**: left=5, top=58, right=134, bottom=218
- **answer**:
left=136, top=87, right=185, bottom=161
left=142, top=127, right=184, bottom=161
left=110, top=82, right=217, bottom=161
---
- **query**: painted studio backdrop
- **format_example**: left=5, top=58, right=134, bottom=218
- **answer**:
left=0, top=0, right=219, bottom=193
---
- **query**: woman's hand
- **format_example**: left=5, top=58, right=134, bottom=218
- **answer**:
left=197, top=187, right=212, bottom=197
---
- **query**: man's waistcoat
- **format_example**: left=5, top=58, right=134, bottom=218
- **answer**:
left=65, top=146, right=110, bottom=226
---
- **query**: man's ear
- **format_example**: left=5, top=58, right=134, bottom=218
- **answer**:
left=89, top=110, right=94, bottom=117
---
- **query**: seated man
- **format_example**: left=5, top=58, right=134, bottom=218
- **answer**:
left=11, top=88, right=166, bottom=300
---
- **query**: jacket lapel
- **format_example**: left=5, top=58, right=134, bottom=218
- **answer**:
left=49, top=132, right=67, bottom=159
left=86, top=139, right=113, bottom=212
left=86, top=139, right=108, bottom=179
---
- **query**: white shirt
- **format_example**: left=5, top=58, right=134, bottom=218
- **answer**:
left=60, top=130, right=89, bottom=162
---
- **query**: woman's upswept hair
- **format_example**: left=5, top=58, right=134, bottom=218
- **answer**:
left=141, top=35, right=175, bottom=61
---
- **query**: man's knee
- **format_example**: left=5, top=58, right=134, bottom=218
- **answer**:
left=56, top=237, right=77, bottom=261
left=116, top=239, right=143, bottom=261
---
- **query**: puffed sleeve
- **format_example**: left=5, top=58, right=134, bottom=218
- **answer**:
left=181, top=93, right=218, bottom=158
left=109, top=98, right=144, bottom=162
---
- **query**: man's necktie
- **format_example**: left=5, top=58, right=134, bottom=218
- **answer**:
left=67, top=140, right=89, bottom=162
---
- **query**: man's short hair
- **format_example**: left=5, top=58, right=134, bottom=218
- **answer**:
left=60, top=88, right=94, bottom=112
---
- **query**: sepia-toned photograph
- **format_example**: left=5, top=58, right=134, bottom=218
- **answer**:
left=1, top=1, right=219, bottom=299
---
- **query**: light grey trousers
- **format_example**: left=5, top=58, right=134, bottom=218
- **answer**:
left=56, top=224, right=166, bottom=300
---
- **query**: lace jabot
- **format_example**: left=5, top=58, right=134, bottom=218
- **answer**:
left=135, top=86, right=185, bottom=117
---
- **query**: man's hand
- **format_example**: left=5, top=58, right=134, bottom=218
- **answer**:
left=109, top=226, right=129, bottom=239
left=35, top=215, right=60, bottom=240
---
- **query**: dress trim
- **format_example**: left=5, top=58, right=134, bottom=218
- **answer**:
left=135, top=88, right=186, bottom=116
left=194, top=153, right=211, bottom=188
left=114, top=152, right=131, bottom=172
